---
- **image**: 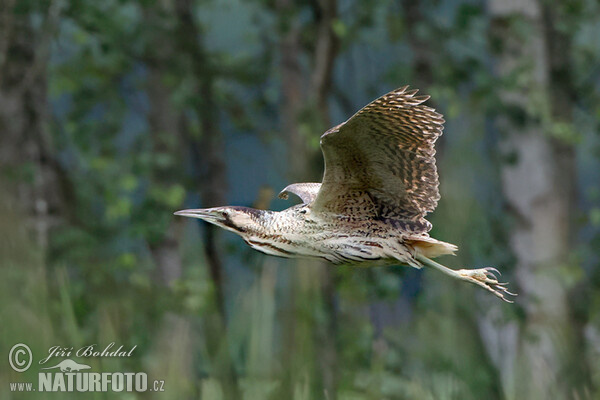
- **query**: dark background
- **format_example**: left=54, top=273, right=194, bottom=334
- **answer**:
left=1, top=0, right=600, bottom=398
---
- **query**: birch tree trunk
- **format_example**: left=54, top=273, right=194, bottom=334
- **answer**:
left=484, top=1, right=580, bottom=398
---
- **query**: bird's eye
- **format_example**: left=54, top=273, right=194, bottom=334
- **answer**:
left=299, top=209, right=307, bottom=214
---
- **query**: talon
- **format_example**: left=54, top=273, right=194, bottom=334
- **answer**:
left=414, top=255, right=517, bottom=303
left=484, top=267, right=501, bottom=276
left=457, top=267, right=517, bottom=303
left=484, top=272, right=498, bottom=280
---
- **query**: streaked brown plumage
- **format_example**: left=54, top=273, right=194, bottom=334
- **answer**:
left=175, top=86, right=515, bottom=302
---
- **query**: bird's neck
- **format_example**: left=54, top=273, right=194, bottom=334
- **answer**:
left=240, top=208, right=301, bottom=238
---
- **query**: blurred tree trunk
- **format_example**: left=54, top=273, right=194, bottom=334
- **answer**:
left=275, top=2, right=305, bottom=394
left=0, top=1, right=62, bottom=251
left=147, top=64, right=184, bottom=285
left=400, top=0, right=448, bottom=160
left=144, top=33, right=201, bottom=397
left=401, top=0, right=433, bottom=89
left=278, top=0, right=307, bottom=180
left=173, top=1, right=239, bottom=398
left=174, top=0, right=228, bottom=318
left=276, top=0, right=340, bottom=398
left=311, top=3, right=340, bottom=398
left=485, top=1, right=581, bottom=398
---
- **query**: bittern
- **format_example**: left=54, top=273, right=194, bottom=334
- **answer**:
left=175, top=86, right=515, bottom=302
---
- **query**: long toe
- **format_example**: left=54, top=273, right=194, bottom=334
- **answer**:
left=457, top=267, right=517, bottom=303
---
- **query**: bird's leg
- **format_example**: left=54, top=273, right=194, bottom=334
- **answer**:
left=415, top=254, right=516, bottom=303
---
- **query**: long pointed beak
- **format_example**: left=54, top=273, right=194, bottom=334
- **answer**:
left=173, top=208, right=225, bottom=223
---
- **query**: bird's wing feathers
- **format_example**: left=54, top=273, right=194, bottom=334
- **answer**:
left=278, top=183, right=322, bottom=204
left=312, top=86, right=444, bottom=233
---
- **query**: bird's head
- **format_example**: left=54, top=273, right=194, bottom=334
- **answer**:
left=174, top=206, right=263, bottom=234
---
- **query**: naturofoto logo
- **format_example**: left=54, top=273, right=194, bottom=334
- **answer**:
left=8, top=343, right=165, bottom=393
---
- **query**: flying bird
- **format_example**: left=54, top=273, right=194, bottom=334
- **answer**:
left=175, top=86, right=515, bottom=302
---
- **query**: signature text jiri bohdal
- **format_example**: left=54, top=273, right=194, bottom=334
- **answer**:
left=39, top=343, right=137, bottom=364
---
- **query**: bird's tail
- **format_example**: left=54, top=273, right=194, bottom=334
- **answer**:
left=406, top=236, right=458, bottom=259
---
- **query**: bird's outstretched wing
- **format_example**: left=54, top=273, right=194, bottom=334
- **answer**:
left=279, top=183, right=321, bottom=204
left=311, top=86, right=444, bottom=233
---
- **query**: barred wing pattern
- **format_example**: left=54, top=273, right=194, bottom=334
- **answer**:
left=311, top=86, right=445, bottom=233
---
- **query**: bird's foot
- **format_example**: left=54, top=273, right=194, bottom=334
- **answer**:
left=456, top=267, right=516, bottom=303
left=414, top=254, right=517, bottom=303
